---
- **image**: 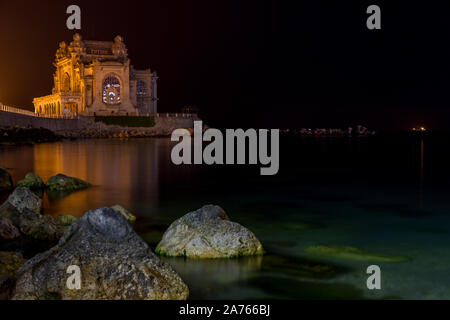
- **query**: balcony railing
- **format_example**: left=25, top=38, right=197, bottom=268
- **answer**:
left=0, top=103, right=77, bottom=119
left=0, top=103, right=197, bottom=120
left=0, top=104, right=37, bottom=117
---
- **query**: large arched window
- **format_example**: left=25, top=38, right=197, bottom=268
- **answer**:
left=102, top=76, right=121, bottom=105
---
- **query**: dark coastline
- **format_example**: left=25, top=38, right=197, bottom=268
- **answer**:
left=0, top=127, right=63, bottom=145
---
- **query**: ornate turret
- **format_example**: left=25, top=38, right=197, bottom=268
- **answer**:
left=112, top=35, right=128, bottom=58
left=69, top=33, right=85, bottom=56
left=55, top=42, right=71, bottom=60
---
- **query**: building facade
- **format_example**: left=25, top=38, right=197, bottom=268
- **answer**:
left=33, top=33, right=158, bottom=116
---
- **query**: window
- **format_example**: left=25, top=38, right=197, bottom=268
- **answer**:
left=102, top=76, right=121, bottom=105
left=63, top=73, right=71, bottom=92
left=136, top=80, right=147, bottom=96
left=136, top=80, right=147, bottom=110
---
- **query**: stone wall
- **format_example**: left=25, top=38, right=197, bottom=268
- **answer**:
left=0, top=110, right=87, bottom=132
left=0, top=110, right=199, bottom=136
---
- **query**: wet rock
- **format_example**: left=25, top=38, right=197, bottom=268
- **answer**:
left=45, top=174, right=91, bottom=192
left=1, top=187, right=41, bottom=216
left=13, top=207, right=189, bottom=300
left=0, top=218, right=20, bottom=240
left=20, top=215, right=65, bottom=241
left=0, top=167, right=13, bottom=192
left=16, top=173, right=44, bottom=190
left=156, top=205, right=264, bottom=259
left=110, top=205, right=136, bottom=224
left=0, top=187, right=64, bottom=241
left=0, top=251, right=26, bottom=300
left=305, top=245, right=410, bottom=262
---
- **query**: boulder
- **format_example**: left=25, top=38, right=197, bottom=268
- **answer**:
left=0, top=167, right=13, bottom=192
left=16, top=173, right=44, bottom=190
left=13, top=207, right=189, bottom=300
left=156, top=205, right=264, bottom=258
left=0, top=218, right=20, bottom=240
left=1, top=187, right=42, bottom=216
left=0, top=251, right=26, bottom=300
left=110, top=205, right=136, bottom=224
left=0, top=187, right=64, bottom=241
left=45, top=174, right=91, bottom=192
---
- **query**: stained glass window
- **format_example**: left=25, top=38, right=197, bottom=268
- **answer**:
left=102, top=76, right=121, bottom=104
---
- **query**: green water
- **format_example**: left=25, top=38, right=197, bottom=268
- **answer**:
left=1, top=137, right=450, bottom=299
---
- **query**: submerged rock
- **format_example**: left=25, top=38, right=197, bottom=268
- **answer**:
left=110, top=205, right=136, bottom=224
left=16, top=173, right=44, bottom=190
left=0, top=251, right=26, bottom=300
left=0, top=218, right=20, bottom=240
left=13, top=207, right=189, bottom=300
left=55, top=214, right=78, bottom=227
left=45, top=174, right=91, bottom=192
left=0, top=167, right=13, bottom=192
left=305, top=245, right=409, bottom=262
left=0, top=187, right=64, bottom=241
left=156, top=205, right=264, bottom=259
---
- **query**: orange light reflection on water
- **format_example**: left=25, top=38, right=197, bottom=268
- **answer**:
left=0, top=139, right=170, bottom=218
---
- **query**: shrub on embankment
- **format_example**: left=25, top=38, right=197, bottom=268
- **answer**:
left=94, top=116, right=155, bottom=128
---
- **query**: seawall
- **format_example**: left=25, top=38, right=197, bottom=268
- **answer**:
left=0, top=110, right=86, bottom=132
left=0, top=110, right=199, bottom=136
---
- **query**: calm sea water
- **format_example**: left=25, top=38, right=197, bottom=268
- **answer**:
left=1, top=134, right=450, bottom=299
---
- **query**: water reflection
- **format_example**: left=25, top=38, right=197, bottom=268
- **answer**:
left=162, top=255, right=263, bottom=299
left=0, top=139, right=184, bottom=217
left=419, top=138, right=424, bottom=209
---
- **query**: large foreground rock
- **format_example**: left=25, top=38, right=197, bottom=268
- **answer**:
left=0, top=187, right=64, bottom=240
left=156, top=205, right=264, bottom=258
left=16, top=173, right=44, bottom=190
left=0, top=167, right=13, bottom=192
left=46, top=174, right=90, bottom=192
left=13, top=207, right=189, bottom=300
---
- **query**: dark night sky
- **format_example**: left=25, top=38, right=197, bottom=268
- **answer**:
left=1, top=1, right=450, bottom=130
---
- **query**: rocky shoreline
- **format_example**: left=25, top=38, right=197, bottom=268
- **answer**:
left=0, top=167, right=410, bottom=300
left=0, top=125, right=174, bottom=144
left=0, top=168, right=265, bottom=300
left=0, top=114, right=199, bottom=144
left=0, top=127, right=63, bottom=144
